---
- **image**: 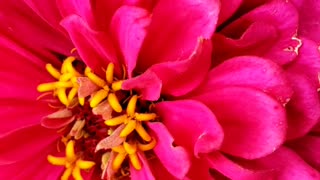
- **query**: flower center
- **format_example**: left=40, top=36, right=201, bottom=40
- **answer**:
left=37, top=56, right=158, bottom=179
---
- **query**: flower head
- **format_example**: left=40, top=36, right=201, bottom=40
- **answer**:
left=1, top=0, right=320, bottom=179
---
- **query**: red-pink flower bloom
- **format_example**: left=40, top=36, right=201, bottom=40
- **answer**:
left=0, top=0, right=320, bottom=179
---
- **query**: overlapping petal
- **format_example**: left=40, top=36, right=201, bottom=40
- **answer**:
left=137, top=0, right=220, bottom=71
left=148, top=122, right=190, bottom=179
left=192, top=87, right=286, bottom=159
left=61, top=15, right=119, bottom=75
left=191, top=56, right=293, bottom=104
left=212, top=0, right=300, bottom=65
left=154, top=100, right=223, bottom=156
left=110, top=6, right=151, bottom=78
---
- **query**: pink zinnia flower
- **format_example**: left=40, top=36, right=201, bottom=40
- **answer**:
left=1, top=0, right=320, bottom=179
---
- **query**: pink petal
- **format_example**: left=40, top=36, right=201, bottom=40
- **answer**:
left=148, top=157, right=177, bottom=180
left=77, top=77, right=100, bottom=98
left=0, top=125, right=59, bottom=165
left=148, top=39, right=212, bottom=97
left=110, top=6, right=151, bottom=78
left=217, top=0, right=242, bottom=26
left=148, top=122, right=190, bottom=179
left=0, top=37, right=57, bottom=134
left=285, top=72, right=320, bottom=139
left=122, top=70, right=162, bottom=101
left=287, top=38, right=320, bottom=87
left=130, top=152, right=155, bottom=180
left=92, top=100, right=113, bottom=120
left=0, top=0, right=72, bottom=57
left=137, top=0, right=220, bottom=71
left=253, top=147, right=320, bottom=179
left=90, top=0, right=154, bottom=31
left=95, top=124, right=125, bottom=151
left=207, top=152, right=273, bottom=179
left=192, top=87, right=287, bottom=159
left=61, top=15, right=119, bottom=76
left=24, top=0, right=63, bottom=31
left=0, top=142, right=63, bottom=179
left=155, top=100, right=223, bottom=157
left=292, top=0, right=320, bottom=44
left=56, top=0, right=95, bottom=29
left=288, top=135, right=320, bottom=171
left=190, top=56, right=293, bottom=104
left=187, top=158, right=212, bottom=180
left=41, top=109, right=75, bottom=129
left=213, top=1, right=300, bottom=65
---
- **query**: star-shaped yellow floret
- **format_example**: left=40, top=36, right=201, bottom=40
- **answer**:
left=37, top=57, right=84, bottom=106
left=47, top=140, right=95, bottom=180
left=104, top=95, right=157, bottom=141
left=86, top=63, right=124, bottom=111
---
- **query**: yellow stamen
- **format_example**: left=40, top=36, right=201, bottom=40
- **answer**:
left=112, top=145, right=126, bottom=153
left=111, top=80, right=123, bottom=91
left=138, top=139, right=157, bottom=151
left=106, top=63, right=114, bottom=84
left=66, top=140, right=76, bottom=161
left=37, top=83, right=56, bottom=92
left=112, top=153, right=127, bottom=171
left=76, top=160, right=96, bottom=169
left=84, top=67, right=91, bottom=76
left=47, top=155, right=66, bottom=166
left=87, top=72, right=106, bottom=87
left=78, top=97, right=85, bottom=106
left=61, top=56, right=76, bottom=74
left=123, top=142, right=137, bottom=154
left=72, top=166, right=83, bottom=180
left=46, top=64, right=61, bottom=79
left=57, top=88, right=69, bottom=106
left=129, top=154, right=141, bottom=170
left=120, top=120, right=136, bottom=137
left=60, top=73, right=73, bottom=82
left=61, top=168, right=73, bottom=180
left=108, top=93, right=123, bottom=112
left=135, top=113, right=157, bottom=121
left=105, top=114, right=128, bottom=126
left=68, top=87, right=78, bottom=102
left=127, top=95, right=138, bottom=117
left=90, top=89, right=109, bottom=108
left=135, top=122, right=151, bottom=142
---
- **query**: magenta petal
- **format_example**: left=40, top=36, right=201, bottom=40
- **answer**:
left=148, top=122, right=190, bottom=179
left=155, top=100, right=223, bottom=156
left=0, top=143, right=63, bottom=179
left=0, top=125, right=58, bottom=165
left=288, top=135, right=320, bottom=171
left=253, top=147, right=320, bottom=179
left=192, top=87, right=286, bottom=159
left=110, top=6, right=151, bottom=78
left=191, top=56, right=293, bottom=104
left=285, top=72, right=320, bottom=139
left=56, top=0, right=95, bottom=29
left=148, top=39, right=211, bottom=97
left=0, top=37, right=57, bottom=134
left=122, top=70, right=162, bottom=101
left=0, top=1, right=72, bottom=57
left=287, top=38, right=320, bottom=87
left=24, top=0, right=63, bottom=30
left=213, top=1, right=300, bottom=65
left=292, top=0, right=320, bottom=44
left=217, top=0, right=242, bottom=26
left=207, top=152, right=272, bottom=179
left=130, top=152, right=155, bottom=180
left=61, top=15, right=119, bottom=75
left=187, top=158, right=212, bottom=180
left=137, top=0, right=220, bottom=70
